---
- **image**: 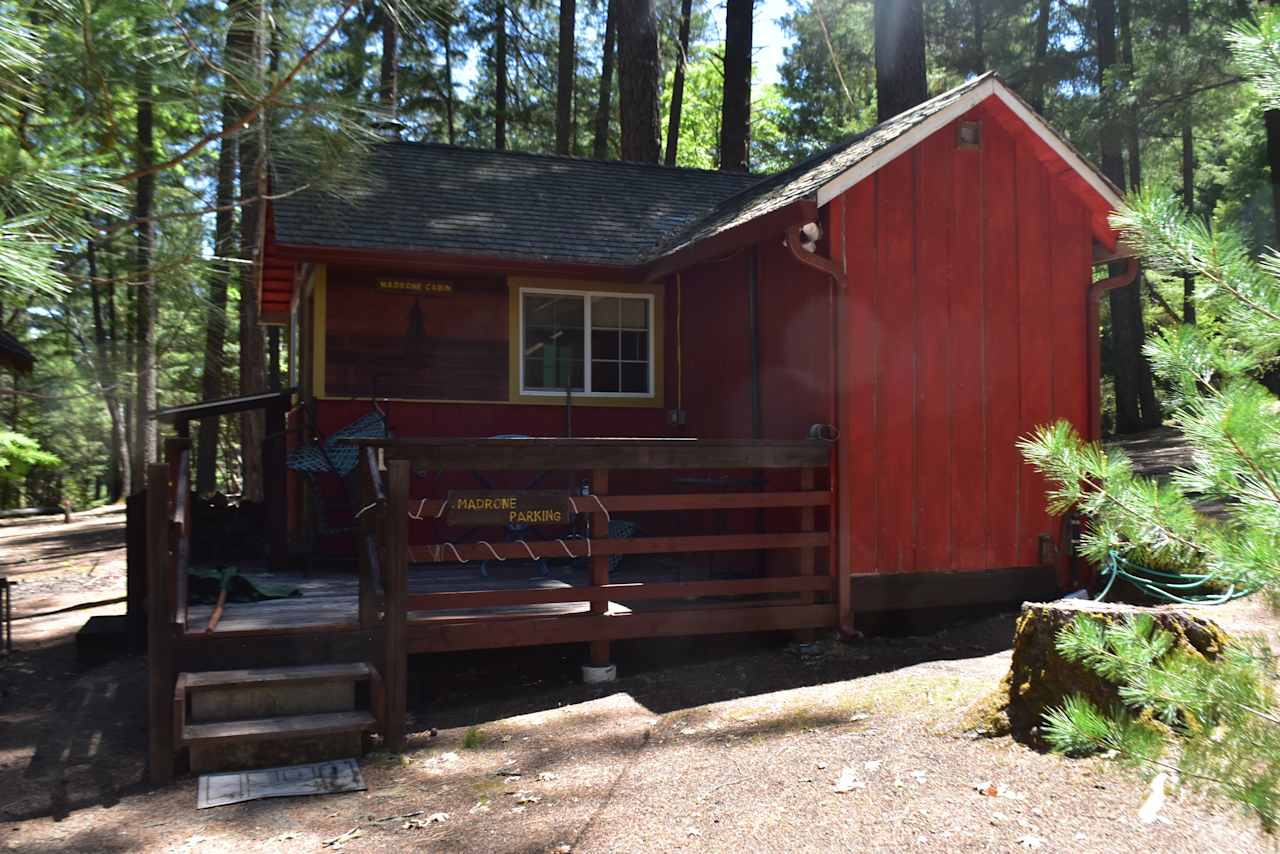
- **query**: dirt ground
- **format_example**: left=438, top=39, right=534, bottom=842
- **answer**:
left=1, top=511, right=1276, bottom=853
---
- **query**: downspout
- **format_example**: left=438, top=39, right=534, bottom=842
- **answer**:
left=786, top=216, right=856, bottom=638
left=1087, top=257, right=1139, bottom=441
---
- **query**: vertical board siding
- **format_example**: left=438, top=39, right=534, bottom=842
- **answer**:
left=914, top=130, right=955, bottom=570
left=950, top=111, right=989, bottom=570
left=835, top=101, right=1098, bottom=579
left=1016, top=141, right=1057, bottom=566
left=841, top=179, right=880, bottom=572
left=1050, top=180, right=1092, bottom=443
left=875, top=153, right=917, bottom=573
left=981, top=115, right=1022, bottom=569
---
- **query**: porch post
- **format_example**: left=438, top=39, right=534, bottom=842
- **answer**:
left=383, top=460, right=409, bottom=750
left=584, top=468, right=614, bottom=681
left=146, top=462, right=175, bottom=784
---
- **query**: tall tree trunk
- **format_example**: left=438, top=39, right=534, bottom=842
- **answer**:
left=664, top=0, right=693, bottom=166
left=495, top=1, right=508, bottom=150
left=874, top=0, right=927, bottom=122
left=1030, top=0, right=1051, bottom=113
left=132, top=19, right=157, bottom=493
left=88, top=239, right=131, bottom=500
left=1095, top=0, right=1158, bottom=433
left=1179, top=0, right=1195, bottom=324
left=556, top=0, right=576, bottom=154
left=442, top=18, right=457, bottom=144
left=616, top=0, right=661, bottom=163
left=196, top=34, right=241, bottom=496
left=592, top=0, right=617, bottom=159
left=229, top=0, right=266, bottom=502
left=379, top=1, right=398, bottom=115
left=971, top=0, right=985, bottom=73
left=719, top=0, right=752, bottom=172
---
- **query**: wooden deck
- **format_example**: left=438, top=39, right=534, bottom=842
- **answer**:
left=184, top=558, right=786, bottom=637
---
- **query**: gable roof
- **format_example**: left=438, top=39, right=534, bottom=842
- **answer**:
left=646, top=73, right=1124, bottom=273
left=271, top=144, right=758, bottom=268
left=0, top=328, right=33, bottom=374
left=266, top=74, right=1122, bottom=281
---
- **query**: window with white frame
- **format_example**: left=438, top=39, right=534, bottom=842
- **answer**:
left=520, top=288, right=653, bottom=396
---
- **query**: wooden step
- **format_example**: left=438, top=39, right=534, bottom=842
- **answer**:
left=182, top=711, right=377, bottom=747
left=181, top=662, right=372, bottom=692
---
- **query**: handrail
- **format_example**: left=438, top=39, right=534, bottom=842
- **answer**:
left=363, top=437, right=831, bottom=472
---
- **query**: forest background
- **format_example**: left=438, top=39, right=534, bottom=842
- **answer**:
left=0, top=0, right=1266, bottom=509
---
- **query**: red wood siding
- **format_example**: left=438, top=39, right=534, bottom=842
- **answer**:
left=835, top=105, right=1095, bottom=577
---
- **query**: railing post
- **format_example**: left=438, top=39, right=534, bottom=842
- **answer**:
left=357, top=448, right=380, bottom=629
left=795, top=467, right=817, bottom=643
left=146, top=462, right=175, bottom=784
left=383, top=459, right=409, bottom=751
left=588, top=468, right=610, bottom=669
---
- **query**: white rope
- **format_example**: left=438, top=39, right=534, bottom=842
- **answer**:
left=515, top=539, right=538, bottom=561
left=568, top=494, right=611, bottom=523
left=477, top=540, right=503, bottom=561
left=412, top=537, right=596, bottom=565
left=409, top=498, right=449, bottom=521
left=355, top=502, right=378, bottom=519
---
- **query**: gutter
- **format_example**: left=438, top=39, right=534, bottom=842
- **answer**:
left=1087, top=257, right=1139, bottom=440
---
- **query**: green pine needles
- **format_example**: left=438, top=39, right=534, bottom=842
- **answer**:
left=1043, top=615, right=1280, bottom=827
left=1018, top=8, right=1280, bottom=829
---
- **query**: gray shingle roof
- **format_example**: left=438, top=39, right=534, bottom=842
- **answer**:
left=647, top=74, right=996, bottom=262
left=272, top=144, right=759, bottom=267
left=271, top=73, right=1116, bottom=272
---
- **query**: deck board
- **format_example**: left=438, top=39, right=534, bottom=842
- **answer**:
left=184, top=558, right=786, bottom=637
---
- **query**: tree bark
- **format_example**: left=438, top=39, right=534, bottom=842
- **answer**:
left=379, top=0, right=399, bottom=119
left=592, top=0, right=617, bottom=159
left=556, top=0, right=576, bottom=154
left=1178, top=0, right=1195, bottom=324
left=229, top=0, right=266, bottom=502
left=132, top=18, right=157, bottom=494
left=88, top=239, right=131, bottom=501
left=495, top=1, right=508, bottom=150
left=971, top=0, right=986, bottom=73
left=874, top=0, right=928, bottom=122
left=442, top=18, right=456, bottom=144
left=616, top=0, right=661, bottom=163
left=663, top=0, right=693, bottom=166
left=1030, top=0, right=1051, bottom=113
left=196, top=36, right=240, bottom=497
left=719, top=0, right=753, bottom=172
left=1096, top=0, right=1158, bottom=433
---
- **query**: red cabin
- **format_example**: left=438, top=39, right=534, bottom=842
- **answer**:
left=142, top=74, right=1132, bottom=778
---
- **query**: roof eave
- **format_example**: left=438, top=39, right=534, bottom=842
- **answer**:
left=640, top=197, right=820, bottom=281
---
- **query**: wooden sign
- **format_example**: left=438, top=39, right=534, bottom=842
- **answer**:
left=376, top=279, right=454, bottom=295
left=446, top=490, right=572, bottom=526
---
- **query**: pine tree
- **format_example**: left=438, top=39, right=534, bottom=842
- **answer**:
left=1019, top=9, right=1280, bottom=826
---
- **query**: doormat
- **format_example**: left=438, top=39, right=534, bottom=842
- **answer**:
left=197, top=758, right=366, bottom=809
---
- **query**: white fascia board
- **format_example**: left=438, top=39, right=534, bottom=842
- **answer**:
left=815, top=78, right=997, bottom=207
left=988, top=85, right=1124, bottom=211
left=814, top=78, right=1123, bottom=214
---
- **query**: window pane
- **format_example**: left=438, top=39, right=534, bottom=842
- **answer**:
left=592, top=329, right=620, bottom=360
left=620, top=298, right=648, bottom=329
left=620, top=330, right=647, bottom=361
left=591, top=296, right=620, bottom=327
left=620, top=363, right=648, bottom=394
left=525, top=356, right=583, bottom=391
left=592, top=360, right=620, bottom=392
left=523, top=292, right=585, bottom=391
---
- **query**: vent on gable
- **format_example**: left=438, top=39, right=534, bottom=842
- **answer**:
left=957, top=121, right=982, bottom=149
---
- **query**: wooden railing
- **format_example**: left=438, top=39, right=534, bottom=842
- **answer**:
left=354, top=437, right=835, bottom=752
left=146, top=436, right=193, bottom=784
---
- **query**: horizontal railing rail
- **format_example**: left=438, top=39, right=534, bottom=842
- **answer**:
left=362, top=437, right=830, bottom=471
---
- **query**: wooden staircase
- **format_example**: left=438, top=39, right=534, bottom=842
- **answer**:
left=174, top=662, right=384, bottom=771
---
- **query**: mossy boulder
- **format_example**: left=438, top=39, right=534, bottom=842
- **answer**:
left=1002, top=598, right=1230, bottom=748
